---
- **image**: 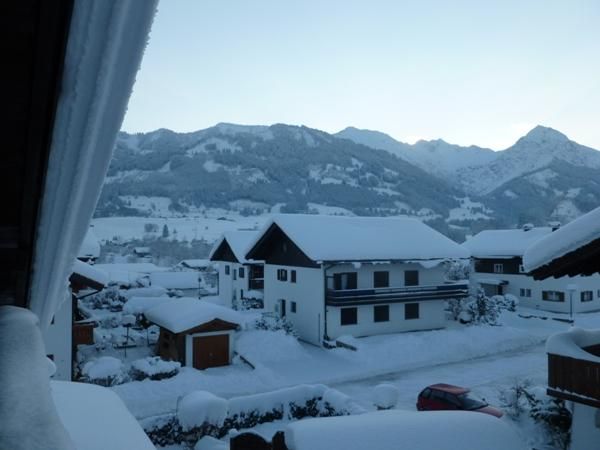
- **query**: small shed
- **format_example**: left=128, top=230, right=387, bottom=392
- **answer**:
left=145, top=298, right=242, bottom=370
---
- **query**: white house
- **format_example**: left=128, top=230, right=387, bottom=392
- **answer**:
left=523, top=207, right=600, bottom=450
left=245, top=214, right=469, bottom=346
left=463, top=224, right=600, bottom=314
left=210, top=230, right=264, bottom=308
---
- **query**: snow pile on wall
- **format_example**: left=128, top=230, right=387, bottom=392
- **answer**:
left=151, top=271, right=200, bottom=289
left=235, top=330, right=307, bottom=364
left=145, top=298, right=242, bottom=333
left=131, top=356, right=181, bottom=381
left=178, top=391, right=228, bottom=431
left=284, top=410, right=526, bottom=450
left=546, top=327, right=600, bottom=362
left=524, top=206, right=600, bottom=271
left=81, top=356, right=124, bottom=386
left=0, top=306, right=75, bottom=450
left=372, top=383, right=399, bottom=409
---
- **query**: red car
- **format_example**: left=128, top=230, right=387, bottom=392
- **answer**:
left=416, top=383, right=503, bottom=418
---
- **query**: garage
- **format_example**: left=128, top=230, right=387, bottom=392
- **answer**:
left=144, top=298, right=241, bottom=370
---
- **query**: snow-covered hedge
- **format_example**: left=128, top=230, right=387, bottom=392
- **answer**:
left=251, top=315, right=298, bottom=337
left=130, top=356, right=181, bottom=381
left=144, top=384, right=365, bottom=447
left=81, top=356, right=125, bottom=386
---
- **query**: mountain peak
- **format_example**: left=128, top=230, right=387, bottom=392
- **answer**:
left=522, top=125, right=569, bottom=144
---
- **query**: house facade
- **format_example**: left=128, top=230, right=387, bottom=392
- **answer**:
left=246, top=214, right=469, bottom=346
left=210, top=231, right=264, bottom=308
left=464, top=225, right=600, bottom=314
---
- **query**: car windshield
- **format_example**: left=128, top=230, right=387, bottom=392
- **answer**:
left=457, top=393, right=488, bottom=410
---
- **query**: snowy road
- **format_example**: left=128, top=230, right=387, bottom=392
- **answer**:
left=332, top=343, right=547, bottom=411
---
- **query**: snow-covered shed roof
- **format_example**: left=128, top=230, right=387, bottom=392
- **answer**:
left=246, top=214, right=469, bottom=263
left=284, top=410, right=526, bottom=450
left=77, top=228, right=101, bottom=261
left=180, top=259, right=211, bottom=269
left=546, top=328, right=600, bottom=363
left=71, top=260, right=109, bottom=289
left=209, top=230, right=259, bottom=264
left=150, top=271, right=199, bottom=289
left=523, top=206, right=600, bottom=277
left=93, top=263, right=166, bottom=285
left=145, top=298, right=242, bottom=333
left=51, top=381, right=155, bottom=450
left=463, top=227, right=553, bottom=258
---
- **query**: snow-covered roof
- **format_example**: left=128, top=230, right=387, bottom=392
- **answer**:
left=248, top=214, right=468, bottom=262
left=523, top=206, right=600, bottom=272
left=546, top=328, right=600, bottom=363
left=93, top=263, right=166, bottom=285
left=463, top=227, right=553, bottom=258
left=77, top=228, right=100, bottom=260
left=150, top=271, right=199, bottom=289
left=145, top=298, right=242, bottom=333
left=51, top=381, right=155, bottom=450
left=180, top=259, right=211, bottom=269
left=71, top=260, right=109, bottom=287
left=122, top=296, right=171, bottom=315
left=209, top=230, right=258, bottom=263
left=284, top=410, right=526, bottom=450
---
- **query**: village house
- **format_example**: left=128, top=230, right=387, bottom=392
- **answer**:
left=245, top=214, right=469, bottom=346
left=145, top=298, right=242, bottom=370
left=210, top=230, right=265, bottom=308
left=523, top=207, right=600, bottom=450
left=464, top=223, right=600, bottom=314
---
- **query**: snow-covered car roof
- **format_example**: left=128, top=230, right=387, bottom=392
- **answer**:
left=463, top=227, right=553, bottom=258
left=247, top=214, right=469, bottom=263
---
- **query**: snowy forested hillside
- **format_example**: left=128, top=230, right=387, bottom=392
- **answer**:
left=96, top=123, right=600, bottom=239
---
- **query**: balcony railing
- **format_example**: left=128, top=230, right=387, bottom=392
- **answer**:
left=249, top=278, right=264, bottom=290
left=547, top=347, right=600, bottom=408
left=326, top=282, right=469, bottom=306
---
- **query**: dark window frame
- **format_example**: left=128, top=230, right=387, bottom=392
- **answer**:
left=334, top=272, right=358, bottom=290
left=340, top=307, right=358, bottom=326
left=373, top=271, right=389, bottom=288
left=291, top=270, right=297, bottom=283
left=405, top=302, right=419, bottom=320
left=225, top=265, right=230, bottom=275
left=277, top=268, right=288, bottom=281
left=373, top=304, right=389, bottom=322
left=581, top=291, right=593, bottom=302
left=542, top=290, right=565, bottom=302
left=404, top=270, right=419, bottom=286
left=291, top=301, right=297, bottom=313
left=239, top=267, right=245, bottom=278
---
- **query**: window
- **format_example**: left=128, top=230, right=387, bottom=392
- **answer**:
left=542, top=291, right=565, bottom=302
left=373, top=271, right=389, bottom=288
left=493, top=263, right=503, bottom=274
left=340, top=307, right=357, bottom=325
left=233, top=269, right=237, bottom=280
left=373, top=305, right=389, bottom=322
left=519, top=288, right=531, bottom=298
left=519, top=264, right=526, bottom=273
left=239, top=267, right=245, bottom=278
left=404, top=270, right=419, bottom=286
left=277, top=268, right=288, bottom=281
left=225, top=265, right=230, bottom=275
left=291, top=301, right=297, bottom=313
left=291, top=270, right=296, bottom=283
left=581, top=291, right=593, bottom=302
left=405, top=303, right=419, bottom=320
left=333, top=272, right=357, bottom=290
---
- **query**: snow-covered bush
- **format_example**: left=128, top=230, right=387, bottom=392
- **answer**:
left=252, top=315, right=298, bottom=337
left=491, top=294, right=519, bottom=312
left=464, top=288, right=499, bottom=325
left=81, top=356, right=126, bottom=386
left=447, top=298, right=465, bottom=321
left=130, top=356, right=181, bottom=381
left=178, top=391, right=228, bottom=431
left=500, top=380, right=571, bottom=450
left=445, top=260, right=470, bottom=281
left=372, top=383, right=400, bottom=410
left=87, top=286, right=127, bottom=310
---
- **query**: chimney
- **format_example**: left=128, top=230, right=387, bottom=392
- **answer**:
left=522, top=223, right=534, bottom=232
left=549, top=221, right=561, bottom=231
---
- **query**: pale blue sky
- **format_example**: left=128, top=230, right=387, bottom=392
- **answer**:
left=123, top=0, right=600, bottom=150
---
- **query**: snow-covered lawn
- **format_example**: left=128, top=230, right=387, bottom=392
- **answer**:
left=112, top=311, right=572, bottom=419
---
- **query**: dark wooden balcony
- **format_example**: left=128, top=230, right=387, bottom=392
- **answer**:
left=547, top=345, right=600, bottom=408
left=249, top=278, right=264, bottom=290
left=326, top=282, right=469, bottom=306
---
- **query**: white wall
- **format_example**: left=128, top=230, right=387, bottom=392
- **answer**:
left=326, top=300, right=446, bottom=341
left=264, top=264, right=325, bottom=346
left=327, top=262, right=446, bottom=289
left=570, top=404, right=600, bottom=450
left=218, top=262, right=249, bottom=307
left=470, top=271, right=600, bottom=313
left=42, top=294, right=72, bottom=380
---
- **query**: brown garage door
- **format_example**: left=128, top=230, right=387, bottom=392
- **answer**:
left=193, top=334, right=229, bottom=369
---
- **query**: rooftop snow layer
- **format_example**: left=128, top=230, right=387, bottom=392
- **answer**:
left=248, top=214, right=468, bottom=262
left=523, top=206, right=600, bottom=271
left=180, top=259, right=211, bottom=269
left=150, top=271, right=199, bottom=289
left=77, top=228, right=100, bottom=260
left=51, top=381, right=155, bottom=450
left=145, top=298, right=242, bottom=333
left=122, top=296, right=171, bottom=314
left=284, top=410, right=525, bottom=450
left=546, top=328, right=600, bottom=363
left=72, top=260, right=109, bottom=287
left=463, top=227, right=553, bottom=258
left=210, top=230, right=258, bottom=263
